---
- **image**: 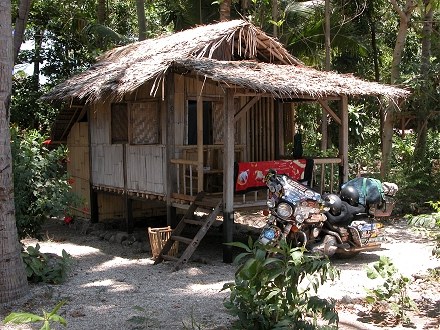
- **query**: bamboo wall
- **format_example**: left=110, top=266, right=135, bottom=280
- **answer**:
left=81, top=74, right=292, bottom=213
left=67, top=122, right=90, bottom=217
left=89, top=100, right=167, bottom=195
left=90, top=102, right=125, bottom=188
left=175, top=74, right=284, bottom=163
left=126, top=145, right=166, bottom=193
left=86, top=85, right=168, bottom=220
left=248, top=97, right=276, bottom=161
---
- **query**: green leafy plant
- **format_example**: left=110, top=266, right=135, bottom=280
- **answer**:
left=221, top=238, right=339, bottom=329
left=21, top=244, right=72, bottom=284
left=405, top=200, right=440, bottom=258
left=11, top=126, right=83, bottom=239
left=3, top=300, right=67, bottom=330
left=428, top=201, right=440, bottom=213
left=365, top=256, right=417, bottom=324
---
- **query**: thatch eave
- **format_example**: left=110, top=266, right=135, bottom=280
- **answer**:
left=173, top=58, right=410, bottom=101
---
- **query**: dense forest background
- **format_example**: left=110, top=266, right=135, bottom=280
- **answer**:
left=9, top=0, right=440, bottom=212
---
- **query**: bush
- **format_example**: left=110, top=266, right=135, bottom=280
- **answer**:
left=406, top=200, right=440, bottom=259
left=11, top=126, right=82, bottom=239
left=21, top=244, right=72, bottom=284
left=222, top=238, right=339, bottom=329
left=389, top=131, right=440, bottom=214
left=365, top=256, right=417, bottom=324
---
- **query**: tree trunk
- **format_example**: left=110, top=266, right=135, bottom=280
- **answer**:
left=414, top=0, right=433, bottom=158
left=96, top=0, right=106, bottom=48
left=13, top=0, right=32, bottom=64
left=97, top=0, right=106, bottom=24
left=136, top=0, right=147, bottom=41
left=381, top=0, right=417, bottom=179
left=271, top=0, right=279, bottom=37
left=219, top=0, right=231, bottom=21
left=321, top=0, right=331, bottom=152
left=32, top=29, right=43, bottom=91
left=366, top=2, right=380, bottom=82
left=420, top=0, right=433, bottom=73
left=0, top=0, right=29, bottom=303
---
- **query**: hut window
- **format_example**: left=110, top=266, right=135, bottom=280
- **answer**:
left=130, top=102, right=160, bottom=144
left=111, top=103, right=128, bottom=144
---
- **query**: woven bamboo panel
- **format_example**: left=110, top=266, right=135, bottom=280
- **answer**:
left=130, top=102, right=160, bottom=144
left=213, top=101, right=223, bottom=143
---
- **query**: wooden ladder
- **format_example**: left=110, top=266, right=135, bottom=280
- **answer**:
left=154, top=192, right=222, bottom=271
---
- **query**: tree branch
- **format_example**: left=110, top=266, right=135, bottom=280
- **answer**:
left=13, top=0, right=32, bottom=64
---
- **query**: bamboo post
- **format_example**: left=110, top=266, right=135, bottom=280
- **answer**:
left=166, top=71, right=177, bottom=226
left=339, top=95, right=349, bottom=185
left=87, top=107, right=99, bottom=223
left=223, top=88, right=235, bottom=263
left=197, top=78, right=204, bottom=192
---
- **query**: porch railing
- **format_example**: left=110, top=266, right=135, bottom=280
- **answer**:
left=170, top=158, right=199, bottom=199
left=309, top=158, right=342, bottom=194
left=171, top=145, right=245, bottom=199
left=170, top=155, right=342, bottom=204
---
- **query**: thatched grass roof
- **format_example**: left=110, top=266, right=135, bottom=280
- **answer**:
left=175, top=58, right=409, bottom=99
left=43, top=19, right=408, bottom=104
left=43, top=20, right=300, bottom=103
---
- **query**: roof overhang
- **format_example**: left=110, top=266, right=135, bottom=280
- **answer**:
left=173, top=58, right=410, bottom=101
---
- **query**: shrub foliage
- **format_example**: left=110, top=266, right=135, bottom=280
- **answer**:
left=11, top=126, right=82, bottom=239
left=21, top=244, right=72, bottom=284
left=222, top=238, right=339, bottom=329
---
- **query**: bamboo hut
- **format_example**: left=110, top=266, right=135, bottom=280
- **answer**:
left=43, top=20, right=408, bottom=262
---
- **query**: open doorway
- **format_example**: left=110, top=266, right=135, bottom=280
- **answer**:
left=187, top=100, right=213, bottom=145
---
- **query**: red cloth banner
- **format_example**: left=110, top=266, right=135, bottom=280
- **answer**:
left=235, top=159, right=307, bottom=192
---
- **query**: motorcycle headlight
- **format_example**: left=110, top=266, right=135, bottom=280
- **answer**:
left=277, top=202, right=293, bottom=218
left=266, top=198, right=276, bottom=208
left=294, top=206, right=308, bottom=223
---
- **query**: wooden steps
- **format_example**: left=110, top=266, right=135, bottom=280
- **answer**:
left=154, top=192, right=222, bottom=271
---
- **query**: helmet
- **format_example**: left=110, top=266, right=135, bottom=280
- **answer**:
left=340, top=185, right=360, bottom=206
left=264, top=169, right=277, bottom=184
left=323, top=193, right=342, bottom=215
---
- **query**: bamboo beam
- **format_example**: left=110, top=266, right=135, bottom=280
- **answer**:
left=258, top=99, right=262, bottom=160
left=60, top=106, right=80, bottom=141
left=87, top=107, right=99, bottom=223
left=318, top=99, right=341, bottom=125
left=275, top=100, right=284, bottom=158
left=197, top=78, right=204, bottom=192
left=339, top=95, right=349, bottom=184
left=234, top=96, right=260, bottom=122
left=255, top=38, right=290, bottom=65
left=250, top=103, right=255, bottom=160
left=166, top=71, right=177, bottom=226
left=261, top=98, right=266, bottom=159
left=270, top=99, right=275, bottom=159
left=223, top=88, right=235, bottom=263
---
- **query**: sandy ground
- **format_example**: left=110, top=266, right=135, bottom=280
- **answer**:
left=0, top=214, right=439, bottom=330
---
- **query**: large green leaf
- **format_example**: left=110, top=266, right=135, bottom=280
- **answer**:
left=4, top=312, right=44, bottom=324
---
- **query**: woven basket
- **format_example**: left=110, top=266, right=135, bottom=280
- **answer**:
left=148, top=226, right=179, bottom=259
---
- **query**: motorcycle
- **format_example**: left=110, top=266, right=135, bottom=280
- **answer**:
left=258, top=169, right=398, bottom=258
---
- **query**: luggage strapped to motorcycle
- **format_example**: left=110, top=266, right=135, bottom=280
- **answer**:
left=361, top=177, right=384, bottom=206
